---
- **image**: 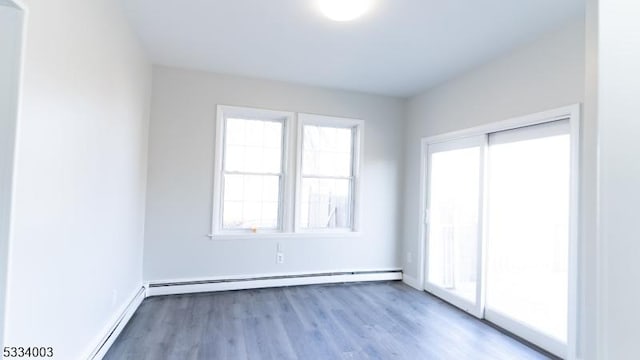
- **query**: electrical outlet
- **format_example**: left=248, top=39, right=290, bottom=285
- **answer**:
left=276, top=252, right=284, bottom=264
left=407, top=252, right=412, bottom=264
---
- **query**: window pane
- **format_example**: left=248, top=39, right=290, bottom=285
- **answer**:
left=302, top=125, right=353, bottom=177
left=486, top=130, right=570, bottom=342
left=224, top=118, right=283, bottom=173
left=300, top=178, right=351, bottom=229
left=223, top=174, right=280, bottom=229
left=427, top=146, right=481, bottom=303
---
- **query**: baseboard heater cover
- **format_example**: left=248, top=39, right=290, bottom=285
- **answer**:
left=146, top=269, right=403, bottom=297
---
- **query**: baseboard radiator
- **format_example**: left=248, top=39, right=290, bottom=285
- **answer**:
left=146, top=269, right=403, bottom=297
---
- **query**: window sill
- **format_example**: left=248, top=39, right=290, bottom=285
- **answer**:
left=207, top=231, right=362, bottom=241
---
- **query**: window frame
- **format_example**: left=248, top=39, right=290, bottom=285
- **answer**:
left=211, top=106, right=363, bottom=238
left=212, top=105, right=294, bottom=235
left=294, top=113, right=364, bottom=233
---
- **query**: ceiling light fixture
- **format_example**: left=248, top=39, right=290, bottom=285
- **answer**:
left=318, top=0, right=372, bottom=22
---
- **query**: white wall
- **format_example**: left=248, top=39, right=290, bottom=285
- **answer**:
left=593, top=1, right=640, bottom=359
left=144, top=66, right=405, bottom=282
left=3, top=0, right=151, bottom=359
left=582, top=0, right=599, bottom=358
left=0, top=2, right=23, bottom=347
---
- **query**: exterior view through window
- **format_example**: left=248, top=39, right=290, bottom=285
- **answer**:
left=300, top=125, right=354, bottom=229
left=212, top=106, right=362, bottom=235
left=222, top=117, right=284, bottom=230
left=427, top=144, right=482, bottom=304
left=485, top=121, right=570, bottom=344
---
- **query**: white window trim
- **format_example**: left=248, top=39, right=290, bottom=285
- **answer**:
left=211, top=105, right=295, bottom=235
left=295, top=113, right=364, bottom=233
left=210, top=106, right=364, bottom=239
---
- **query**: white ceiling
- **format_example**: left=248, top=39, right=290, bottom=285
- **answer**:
left=123, top=0, right=584, bottom=97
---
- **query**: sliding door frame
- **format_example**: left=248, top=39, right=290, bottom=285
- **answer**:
left=417, top=104, right=581, bottom=359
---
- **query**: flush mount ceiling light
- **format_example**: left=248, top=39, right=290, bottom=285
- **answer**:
left=318, top=0, right=373, bottom=22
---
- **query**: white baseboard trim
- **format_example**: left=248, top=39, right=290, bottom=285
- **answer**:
left=87, top=286, right=146, bottom=360
left=402, top=273, right=423, bottom=290
left=146, top=269, right=403, bottom=297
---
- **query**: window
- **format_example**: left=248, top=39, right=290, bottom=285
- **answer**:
left=213, top=106, right=292, bottom=233
left=212, top=106, right=363, bottom=236
left=297, top=115, right=362, bottom=231
left=222, top=117, right=284, bottom=230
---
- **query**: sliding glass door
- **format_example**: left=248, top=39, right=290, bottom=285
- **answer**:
left=422, top=115, right=575, bottom=358
left=484, top=120, right=571, bottom=356
left=424, top=136, right=485, bottom=317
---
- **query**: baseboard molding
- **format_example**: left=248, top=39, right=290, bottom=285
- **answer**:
left=146, top=269, right=403, bottom=297
left=87, top=286, right=146, bottom=360
left=402, top=273, right=423, bottom=290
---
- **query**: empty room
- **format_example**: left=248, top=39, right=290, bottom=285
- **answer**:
left=1, top=0, right=639, bottom=359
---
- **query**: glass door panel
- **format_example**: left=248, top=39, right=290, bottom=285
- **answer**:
left=425, top=136, right=485, bottom=316
left=485, top=120, right=570, bottom=356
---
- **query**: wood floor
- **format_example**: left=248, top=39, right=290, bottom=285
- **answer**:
left=104, top=281, right=553, bottom=360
